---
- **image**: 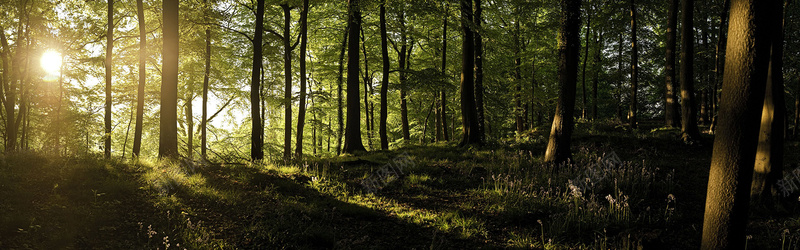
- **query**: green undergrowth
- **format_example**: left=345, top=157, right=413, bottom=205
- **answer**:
left=1, top=121, right=799, bottom=249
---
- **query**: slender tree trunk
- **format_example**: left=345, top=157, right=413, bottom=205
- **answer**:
left=680, top=0, right=702, bottom=142
left=531, top=54, right=537, bottom=127
left=249, top=0, right=265, bottom=160
left=105, top=0, right=114, bottom=158
left=581, top=10, right=590, bottom=120
left=281, top=4, right=293, bottom=161
left=296, top=0, right=309, bottom=160
left=200, top=0, right=211, bottom=160
left=442, top=8, right=450, bottom=142
left=515, top=20, right=524, bottom=134
left=544, top=0, right=581, bottom=164
left=751, top=0, right=788, bottom=204
left=361, top=27, right=372, bottom=150
left=186, top=92, right=194, bottom=159
left=0, top=24, right=13, bottom=152
left=379, top=0, right=390, bottom=150
left=616, top=33, right=624, bottom=121
left=592, top=30, right=601, bottom=120
left=123, top=102, right=134, bottom=159
left=701, top=0, right=773, bottom=248
left=160, top=0, right=179, bottom=158
left=399, top=12, right=411, bottom=142
left=474, top=0, right=485, bottom=142
left=342, top=0, right=366, bottom=153
left=458, top=0, right=480, bottom=146
left=628, top=0, right=638, bottom=129
left=665, top=0, right=680, bottom=127
left=133, top=0, right=147, bottom=157
left=336, top=23, right=349, bottom=155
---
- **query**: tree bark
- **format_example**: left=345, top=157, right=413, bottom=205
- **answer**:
left=712, top=0, right=731, bottom=133
left=515, top=20, right=524, bottom=134
left=336, top=23, right=349, bottom=155
left=132, top=0, right=147, bottom=157
left=581, top=9, right=590, bottom=120
left=544, top=0, right=580, bottom=164
left=200, top=0, right=211, bottom=160
left=160, top=0, right=179, bottom=158
left=474, top=0, right=485, bottom=143
left=751, top=0, right=787, bottom=205
left=592, top=30, right=602, bottom=120
left=281, top=4, right=293, bottom=161
left=628, top=0, right=638, bottom=129
left=249, top=0, right=265, bottom=160
left=105, top=0, right=114, bottom=158
left=701, top=0, right=773, bottom=248
left=680, top=0, right=702, bottom=142
left=458, top=0, right=480, bottom=146
left=296, top=0, right=309, bottom=160
left=186, top=92, right=193, bottom=159
left=379, top=0, right=390, bottom=150
left=398, top=11, right=411, bottom=142
left=342, top=0, right=366, bottom=153
left=665, top=0, right=680, bottom=127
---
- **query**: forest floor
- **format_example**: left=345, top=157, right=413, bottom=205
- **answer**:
left=1, top=121, right=799, bottom=249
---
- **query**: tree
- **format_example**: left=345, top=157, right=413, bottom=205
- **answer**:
left=397, top=10, right=411, bottom=142
left=379, top=0, right=390, bottom=150
left=664, top=0, right=680, bottom=127
left=281, top=4, right=294, bottom=161
left=701, top=0, right=774, bottom=248
left=581, top=4, right=590, bottom=120
left=544, top=0, right=581, bottom=164
left=336, top=22, right=349, bottom=155
left=295, top=0, right=309, bottom=159
left=249, top=0, right=265, bottom=161
left=160, top=0, right=179, bottom=158
left=628, top=0, right=638, bottom=129
left=458, top=0, right=480, bottom=146
left=132, top=0, right=146, bottom=158
left=200, top=0, right=211, bottom=160
left=474, top=0, right=484, bottom=142
left=342, top=0, right=366, bottom=153
left=680, top=0, right=702, bottom=142
left=104, top=0, right=114, bottom=158
left=751, top=0, right=788, bottom=204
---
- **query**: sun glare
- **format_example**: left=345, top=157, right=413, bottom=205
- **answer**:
left=41, top=50, right=63, bottom=76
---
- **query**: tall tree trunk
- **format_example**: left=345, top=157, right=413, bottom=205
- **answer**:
left=531, top=54, right=537, bottom=127
left=342, top=0, right=366, bottom=153
left=200, top=0, right=211, bottom=160
left=751, top=0, right=788, bottom=204
left=249, top=0, right=265, bottom=160
left=281, top=4, right=293, bottom=161
left=592, top=30, right=602, bottom=120
left=296, top=0, right=309, bottom=160
left=458, top=0, right=480, bottom=146
left=361, top=27, right=372, bottom=150
left=105, top=0, right=114, bottom=158
left=514, top=20, right=524, bottom=134
left=186, top=92, right=194, bottom=159
left=336, top=23, right=349, bottom=155
left=628, top=0, right=638, bottom=129
left=399, top=12, right=411, bottom=142
left=701, top=0, right=773, bottom=248
left=544, top=0, right=581, bottom=164
left=474, top=0, right=485, bottom=142
left=665, top=0, right=680, bottom=127
left=711, top=0, right=731, bottom=133
left=0, top=24, right=13, bottom=152
left=160, top=0, right=179, bottom=158
left=616, top=33, right=624, bottom=121
left=379, top=0, right=390, bottom=150
left=680, top=0, right=702, bottom=142
left=133, top=0, right=147, bottom=157
left=442, top=8, right=450, bottom=142
left=581, top=9, right=590, bottom=120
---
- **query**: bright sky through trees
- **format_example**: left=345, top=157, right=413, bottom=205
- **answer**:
left=40, top=50, right=62, bottom=78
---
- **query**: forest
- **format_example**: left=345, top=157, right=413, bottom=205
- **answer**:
left=1, top=0, right=799, bottom=248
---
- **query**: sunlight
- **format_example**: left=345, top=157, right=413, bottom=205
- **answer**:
left=41, top=50, right=62, bottom=77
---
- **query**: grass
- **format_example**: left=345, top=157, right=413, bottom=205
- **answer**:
left=0, top=120, right=799, bottom=249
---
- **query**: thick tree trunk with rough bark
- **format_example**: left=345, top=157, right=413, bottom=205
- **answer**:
left=544, top=0, right=580, bottom=164
left=282, top=4, right=293, bottom=161
left=701, top=0, right=774, bottom=248
left=458, top=0, right=480, bottom=146
left=474, top=0, right=484, bottom=143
